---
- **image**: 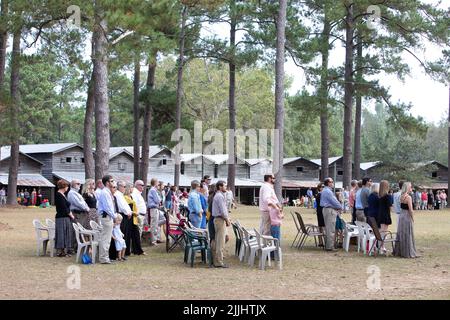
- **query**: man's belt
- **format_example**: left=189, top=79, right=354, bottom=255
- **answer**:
left=73, top=210, right=87, bottom=214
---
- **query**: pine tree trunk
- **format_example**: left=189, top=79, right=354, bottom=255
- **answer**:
left=93, top=8, right=110, bottom=181
left=447, top=85, right=450, bottom=207
left=319, top=7, right=330, bottom=181
left=354, top=32, right=363, bottom=181
left=0, top=0, right=8, bottom=89
left=83, top=70, right=95, bottom=180
left=227, top=0, right=237, bottom=196
left=140, top=52, right=157, bottom=187
left=6, top=27, right=20, bottom=205
left=174, top=6, right=187, bottom=187
left=133, top=53, right=141, bottom=181
left=273, top=0, right=287, bottom=202
left=342, top=1, right=354, bottom=189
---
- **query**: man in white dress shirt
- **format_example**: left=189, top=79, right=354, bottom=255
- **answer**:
left=259, top=174, right=282, bottom=236
left=131, top=180, right=147, bottom=238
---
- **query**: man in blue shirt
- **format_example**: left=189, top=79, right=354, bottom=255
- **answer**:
left=307, top=188, right=314, bottom=209
left=147, top=178, right=161, bottom=246
left=355, top=177, right=372, bottom=222
left=97, top=175, right=117, bottom=264
left=188, top=180, right=203, bottom=228
left=320, top=177, right=342, bottom=251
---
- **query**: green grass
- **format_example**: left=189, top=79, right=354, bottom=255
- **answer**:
left=1, top=205, right=450, bottom=299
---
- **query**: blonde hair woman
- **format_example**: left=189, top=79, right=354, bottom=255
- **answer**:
left=124, top=183, right=146, bottom=256
left=82, top=178, right=98, bottom=225
left=394, top=182, right=418, bottom=258
left=378, top=180, right=392, bottom=253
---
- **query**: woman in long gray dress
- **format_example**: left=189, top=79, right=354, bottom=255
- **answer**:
left=54, top=180, right=75, bottom=257
left=394, top=182, right=418, bottom=258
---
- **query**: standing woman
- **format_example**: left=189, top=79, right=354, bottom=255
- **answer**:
left=82, top=179, right=99, bottom=226
left=36, top=189, right=42, bottom=207
left=124, top=184, right=145, bottom=256
left=394, top=182, right=418, bottom=258
left=427, top=189, right=434, bottom=210
left=315, top=183, right=325, bottom=247
left=377, top=180, right=392, bottom=253
left=31, top=188, right=37, bottom=206
left=54, top=179, right=75, bottom=257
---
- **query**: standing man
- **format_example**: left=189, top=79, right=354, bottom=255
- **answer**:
left=225, top=185, right=236, bottom=213
left=67, top=180, right=90, bottom=229
left=94, top=179, right=104, bottom=200
left=259, top=174, right=282, bottom=236
left=132, top=180, right=147, bottom=238
left=355, top=177, right=372, bottom=221
left=97, top=175, right=117, bottom=264
left=320, top=178, right=342, bottom=251
left=147, top=178, right=161, bottom=246
left=188, top=180, right=203, bottom=228
left=202, top=175, right=212, bottom=196
left=393, top=180, right=404, bottom=225
left=212, top=180, right=231, bottom=268
left=0, top=187, right=6, bottom=206
left=306, top=188, right=313, bottom=209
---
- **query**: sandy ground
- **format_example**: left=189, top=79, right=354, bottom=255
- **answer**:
left=1, top=205, right=450, bottom=300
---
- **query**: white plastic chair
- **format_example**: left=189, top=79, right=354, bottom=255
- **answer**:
left=355, top=221, right=375, bottom=255
left=343, top=221, right=360, bottom=252
left=72, top=223, right=98, bottom=264
left=44, top=219, right=56, bottom=257
left=242, top=227, right=260, bottom=267
left=32, top=219, right=50, bottom=256
left=234, top=221, right=256, bottom=262
left=253, top=229, right=282, bottom=270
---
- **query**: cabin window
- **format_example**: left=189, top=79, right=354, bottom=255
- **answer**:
left=161, top=159, right=167, bottom=165
left=432, top=171, right=438, bottom=178
left=81, top=158, right=85, bottom=163
left=180, top=162, right=185, bottom=175
left=296, top=166, right=304, bottom=172
left=66, top=157, right=72, bottom=163
left=338, top=170, right=343, bottom=176
left=118, top=163, right=126, bottom=171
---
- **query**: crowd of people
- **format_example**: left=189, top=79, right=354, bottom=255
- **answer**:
left=412, top=189, right=447, bottom=210
left=40, top=171, right=449, bottom=265
left=312, top=177, right=422, bottom=258
left=0, top=187, right=51, bottom=207
left=52, top=174, right=238, bottom=267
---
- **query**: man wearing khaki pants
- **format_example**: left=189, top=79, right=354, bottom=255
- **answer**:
left=259, top=174, right=281, bottom=236
left=132, top=180, right=147, bottom=238
left=212, top=180, right=231, bottom=268
left=97, top=175, right=117, bottom=264
left=320, top=178, right=343, bottom=251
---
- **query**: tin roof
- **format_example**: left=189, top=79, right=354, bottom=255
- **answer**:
left=0, top=174, right=54, bottom=187
left=310, top=156, right=343, bottom=167
left=19, top=143, right=81, bottom=154
left=0, top=147, right=45, bottom=165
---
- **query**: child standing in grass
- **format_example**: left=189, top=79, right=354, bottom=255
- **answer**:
left=112, top=215, right=127, bottom=261
left=268, top=193, right=284, bottom=243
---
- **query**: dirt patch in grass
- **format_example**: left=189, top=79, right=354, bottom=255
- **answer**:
left=1, top=206, right=450, bottom=299
left=0, top=222, right=13, bottom=231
